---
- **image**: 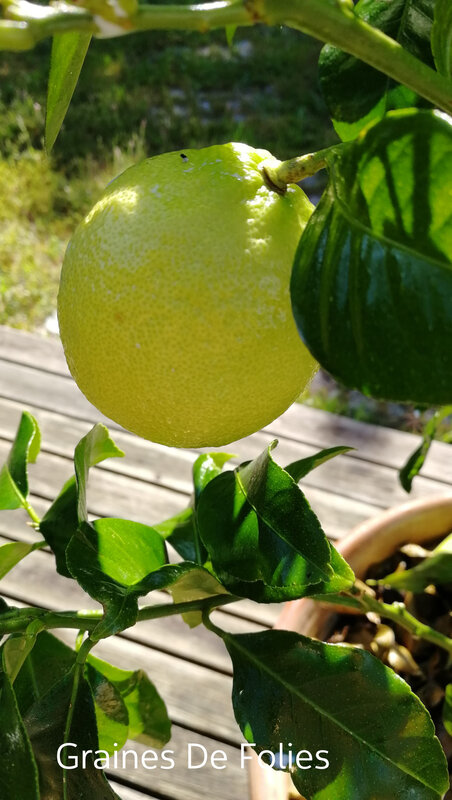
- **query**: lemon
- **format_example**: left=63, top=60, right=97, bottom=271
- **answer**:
left=58, top=142, right=317, bottom=447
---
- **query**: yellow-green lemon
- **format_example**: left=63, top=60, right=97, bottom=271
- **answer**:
left=58, top=142, right=317, bottom=447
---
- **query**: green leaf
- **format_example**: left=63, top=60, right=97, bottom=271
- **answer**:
left=432, top=0, right=452, bottom=77
left=443, top=684, right=452, bottom=736
left=318, top=0, right=435, bottom=139
left=0, top=596, right=11, bottom=644
left=153, top=506, right=193, bottom=540
left=124, top=558, right=229, bottom=627
left=197, top=442, right=354, bottom=601
left=379, top=530, right=452, bottom=592
left=153, top=506, right=198, bottom=561
left=45, top=33, right=92, bottom=152
left=225, top=24, right=236, bottom=47
left=165, top=565, right=228, bottom=628
left=193, top=452, right=235, bottom=500
left=39, top=476, right=79, bottom=578
left=0, top=411, right=40, bottom=510
left=85, top=663, right=129, bottom=755
left=8, top=630, right=130, bottom=768
left=291, top=109, right=452, bottom=406
left=285, top=445, right=353, bottom=483
left=192, top=452, right=234, bottom=563
left=13, top=631, right=76, bottom=716
left=399, top=406, right=452, bottom=492
left=74, top=424, right=124, bottom=523
left=2, top=630, right=39, bottom=684
left=0, top=539, right=45, bottom=580
left=87, top=652, right=171, bottom=748
left=225, top=630, right=449, bottom=800
left=0, top=670, right=40, bottom=799
left=154, top=453, right=234, bottom=564
left=24, top=668, right=121, bottom=799
left=40, top=424, right=124, bottom=578
left=66, top=518, right=167, bottom=639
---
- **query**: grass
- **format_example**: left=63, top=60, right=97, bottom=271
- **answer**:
left=0, top=25, right=333, bottom=330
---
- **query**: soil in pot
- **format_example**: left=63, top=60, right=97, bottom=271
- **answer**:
left=326, top=542, right=452, bottom=799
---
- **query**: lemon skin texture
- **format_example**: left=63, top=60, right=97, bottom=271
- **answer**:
left=58, top=142, right=318, bottom=448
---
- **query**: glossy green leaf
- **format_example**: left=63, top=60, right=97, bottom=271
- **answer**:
left=0, top=669, right=40, bottom=800
left=67, top=518, right=167, bottom=639
left=129, top=559, right=229, bottom=627
left=285, top=446, right=353, bottom=483
left=13, top=631, right=76, bottom=716
left=2, top=630, right=39, bottom=684
left=153, top=506, right=198, bottom=561
left=39, top=476, right=78, bottom=578
left=24, top=667, right=121, bottom=799
left=87, top=652, right=171, bottom=748
left=443, top=684, right=452, bottom=736
left=166, top=564, right=228, bottom=628
left=193, top=453, right=235, bottom=501
left=40, top=425, right=124, bottom=578
left=86, top=663, right=129, bottom=755
left=74, top=424, right=124, bottom=523
left=379, top=530, right=452, bottom=591
left=291, top=109, right=452, bottom=406
left=432, top=0, right=452, bottom=77
left=0, top=539, right=45, bottom=580
left=192, top=452, right=234, bottom=564
left=154, top=453, right=234, bottom=563
left=197, top=442, right=354, bottom=601
left=0, top=411, right=40, bottom=510
left=153, top=506, right=193, bottom=540
left=10, top=631, right=131, bottom=759
left=225, top=630, right=448, bottom=800
left=318, top=0, right=434, bottom=139
left=399, top=406, right=452, bottom=492
left=46, top=33, right=92, bottom=152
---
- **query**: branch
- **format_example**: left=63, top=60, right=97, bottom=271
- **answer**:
left=355, top=593, right=452, bottom=657
left=0, top=593, right=238, bottom=635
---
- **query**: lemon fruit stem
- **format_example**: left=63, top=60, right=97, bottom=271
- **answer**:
left=261, top=145, right=340, bottom=193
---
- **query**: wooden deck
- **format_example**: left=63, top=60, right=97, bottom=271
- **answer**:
left=1, top=323, right=452, bottom=800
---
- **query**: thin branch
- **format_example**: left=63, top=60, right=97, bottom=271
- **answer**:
left=0, top=593, right=238, bottom=635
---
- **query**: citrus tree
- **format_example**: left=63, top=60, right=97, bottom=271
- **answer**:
left=1, top=2, right=452, bottom=799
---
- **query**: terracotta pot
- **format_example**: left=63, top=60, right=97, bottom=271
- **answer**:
left=248, top=495, right=452, bottom=800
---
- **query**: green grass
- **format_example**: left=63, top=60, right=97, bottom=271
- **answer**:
left=0, top=138, right=147, bottom=329
left=1, top=27, right=333, bottom=166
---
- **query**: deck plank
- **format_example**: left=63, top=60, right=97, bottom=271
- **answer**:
left=2, top=325, right=451, bottom=484
left=1, top=391, right=451, bottom=545
left=0, top=399, right=382, bottom=542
